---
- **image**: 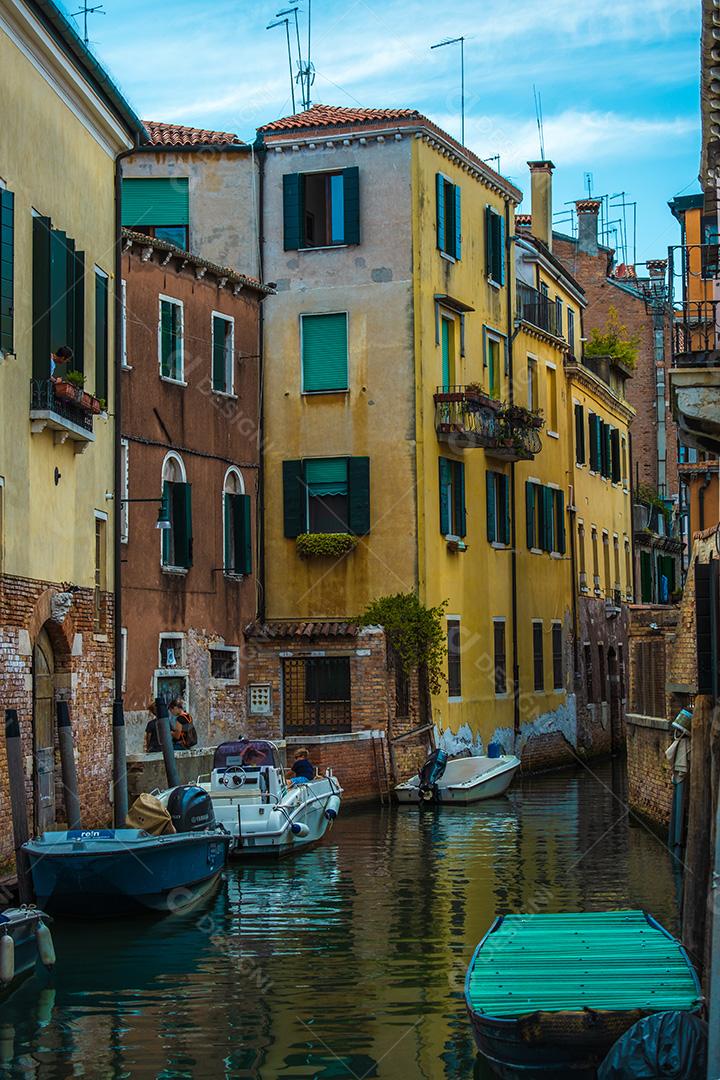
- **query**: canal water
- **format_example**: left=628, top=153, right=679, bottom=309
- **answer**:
left=1, top=760, right=678, bottom=1079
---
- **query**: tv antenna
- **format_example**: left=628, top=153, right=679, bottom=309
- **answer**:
left=266, top=17, right=296, bottom=113
left=431, top=36, right=465, bottom=145
left=584, top=172, right=593, bottom=198
left=533, top=85, right=545, bottom=159
left=270, top=3, right=314, bottom=112
left=71, top=0, right=105, bottom=46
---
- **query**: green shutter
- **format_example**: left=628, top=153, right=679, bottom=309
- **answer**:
left=227, top=492, right=252, bottom=574
left=439, top=458, right=452, bottom=535
left=283, top=173, right=303, bottom=251
left=0, top=189, right=14, bottom=353
left=640, top=550, right=652, bottom=603
left=486, top=471, right=497, bottom=543
left=574, top=404, right=585, bottom=464
left=348, top=456, right=370, bottom=536
left=50, top=229, right=69, bottom=351
left=301, top=312, right=348, bottom=392
left=95, top=271, right=108, bottom=401
left=498, top=211, right=506, bottom=285
left=283, top=460, right=305, bottom=538
left=611, top=428, right=621, bottom=483
left=342, top=167, right=360, bottom=245
left=160, top=300, right=174, bottom=377
left=500, top=473, right=510, bottom=545
left=162, top=481, right=171, bottom=565
left=542, top=486, right=554, bottom=552
left=70, top=249, right=85, bottom=375
left=213, top=315, right=227, bottom=391
left=168, top=482, right=192, bottom=568
left=224, top=492, right=232, bottom=569
left=239, top=493, right=252, bottom=574
left=121, top=178, right=189, bottom=227
left=32, top=215, right=52, bottom=379
left=525, top=482, right=536, bottom=549
left=454, top=185, right=462, bottom=261
left=555, top=490, right=566, bottom=554
left=453, top=460, right=466, bottom=538
left=180, top=482, right=193, bottom=568
left=485, top=205, right=493, bottom=279
left=436, top=173, right=446, bottom=253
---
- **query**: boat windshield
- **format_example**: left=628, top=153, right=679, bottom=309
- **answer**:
left=213, top=740, right=280, bottom=770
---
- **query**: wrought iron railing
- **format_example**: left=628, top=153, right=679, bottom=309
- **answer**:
left=516, top=282, right=561, bottom=337
left=30, top=379, right=94, bottom=433
left=434, top=386, right=543, bottom=457
left=672, top=299, right=720, bottom=363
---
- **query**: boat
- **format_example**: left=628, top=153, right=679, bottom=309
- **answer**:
left=395, top=747, right=520, bottom=804
left=162, top=739, right=343, bottom=857
left=465, top=910, right=702, bottom=1078
left=0, top=907, right=55, bottom=994
left=24, top=785, right=231, bottom=917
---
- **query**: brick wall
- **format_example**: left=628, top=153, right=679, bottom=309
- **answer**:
left=0, top=574, right=114, bottom=874
left=576, top=595, right=630, bottom=756
left=286, top=731, right=390, bottom=803
left=626, top=715, right=674, bottom=828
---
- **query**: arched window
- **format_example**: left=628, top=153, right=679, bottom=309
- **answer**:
left=223, top=467, right=251, bottom=576
left=161, top=452, right=192, bottom=569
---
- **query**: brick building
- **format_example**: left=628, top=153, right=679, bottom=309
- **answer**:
left=120, top=230, right=272, bottom=751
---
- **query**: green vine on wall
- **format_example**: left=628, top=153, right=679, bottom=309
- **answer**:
left=296, top=533, right=358, bottom=558
left=359, top=591, right=448, bottom=693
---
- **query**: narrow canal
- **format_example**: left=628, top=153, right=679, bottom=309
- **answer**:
left=1, top=760, right=678, bottom=1079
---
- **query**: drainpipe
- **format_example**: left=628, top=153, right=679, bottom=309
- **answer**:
left=629, top=432, right=637, bottom=602
left=506, top=198, right=520, bottom=739
left=112, top=142, right=141, bottom=826
left=256, top=144, right=267, bottom=624
left=699, top=469, right=712, bottom=532
left=654, top=312, right=668, bottom=496
left=568, top=500, right=580, bottom=689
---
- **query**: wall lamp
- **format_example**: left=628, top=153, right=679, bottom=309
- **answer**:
left=119, top=490, right=171, bottom=530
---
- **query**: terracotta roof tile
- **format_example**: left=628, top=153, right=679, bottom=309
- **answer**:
left=143, top=121, right=245, bottom=147
left=259, top=104, right=421, bottom=133
left=515, top=214, right=532, bottom=226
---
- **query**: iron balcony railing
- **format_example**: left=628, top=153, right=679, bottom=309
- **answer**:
left=30, top=379, right=94, bottom=433
left=434, top=386, right=543, bottom=458
left=516, top=281, right=561, bottom=337
left=672, top=299, right=720, bottom=364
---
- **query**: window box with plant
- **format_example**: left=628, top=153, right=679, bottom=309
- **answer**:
left=296, top=533, right=359, bottom=559
left=283, top=457, right=370, bottom=558
left=54, top=370, right=102, bottom=414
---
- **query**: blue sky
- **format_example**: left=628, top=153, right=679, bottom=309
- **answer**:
left=77, top=0, right=699, bottom=263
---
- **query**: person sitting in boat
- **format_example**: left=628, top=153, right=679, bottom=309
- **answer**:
left=289, top=748, right=316, bottom=784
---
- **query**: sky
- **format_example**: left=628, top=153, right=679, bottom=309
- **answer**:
left=71, top=0, right=701, bottom=264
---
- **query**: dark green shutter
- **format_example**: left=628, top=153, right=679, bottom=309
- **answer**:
left=574, top=404, right=585, bottom=464
left=95, top=271, right=108, bottom=401
left=213, top=315, right=227, bottom=391
left=121, top=177, right=189, bottom=227
left=498, top=212, right=506, bottom=285
left=486, top=471, right=497, bottom=543
left=485, top=206, right=493, bottom=278
left=162, top=481, right=171, bottom=565
left=224, top=493, right=233, bottom=569
left=436, top=173, right=445, bottom=252
left=160, top=300, right=173, bottom=377
left=555, top=490, right=566, bottom=554
left=640, top=550, right=652, bottom=603
left=610, top=428, right=621, bottom=483
left=0, top=189, right=14, bottom=353
left=348, top=456, right=370, bottom=535
left=342, top=167, right=360, bottom=245
left=525, top=482, right=536, bottom=549
left=454, top=185, right=462, bottom=260
left=49, top=229, right=69, bottom=351
left=239, top=493, right=252, bottom=573
left=302, top=312, right=348, bottom=391
left=439, top=457, right=452, bottom=535
left=453, top=460, right=466, bottom=538
left=227, top=493, right=252, bottom=574
left=696, top=560, right=719, bottom=694
left=177, top=482, right=193, bottom=568
left=283, top=173, right=303, bottom=251
left=283, top=460, right=305, bottom=538
left=70, top=250, right=85, bottom=374
left=542, top=486, right=554, bottom=552
left=32, top=215, right=52, bottom=379
left=500, top=473, right=510, bottom=545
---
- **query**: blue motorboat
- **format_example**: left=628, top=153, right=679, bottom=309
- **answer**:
left=23, top=786, right=230, bottom=918
left=0, top=907, right=55, bottom=994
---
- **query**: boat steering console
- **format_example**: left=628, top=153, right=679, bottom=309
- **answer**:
left=218, top=766, right=248, bottom=788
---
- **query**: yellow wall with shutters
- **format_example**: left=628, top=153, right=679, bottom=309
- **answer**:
left=0, top=3, right=133, bottom=589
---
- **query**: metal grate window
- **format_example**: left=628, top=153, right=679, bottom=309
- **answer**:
left=493, top=621, right=507, bottom=695
left=283, top=657, right=351, bottom=735
left=447, top=620, right=461, bottom=697
left=533, top=622, right=544, bottom=692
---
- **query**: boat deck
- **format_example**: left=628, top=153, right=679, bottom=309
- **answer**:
left=466, top=909, right=701, bottom=1018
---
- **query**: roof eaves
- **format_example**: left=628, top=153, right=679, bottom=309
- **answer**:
left=121, top=229, right=274, bottom=295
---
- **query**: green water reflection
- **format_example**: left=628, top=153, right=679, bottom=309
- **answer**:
left=0, top=760, right=677, bottom=1079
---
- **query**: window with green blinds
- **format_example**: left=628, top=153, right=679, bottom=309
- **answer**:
left=32, top=214, right=85, bottom=378
left=159, top=298, right=183, bottom=381
left=301, top=312, right=348, bottom=392
left=122, top=178, right=189, bottom=227
left=95, top=270, right=108, bottom=402
left=0, top=188, right=14, bottom=354
left=162, top=481, right=193, bottom=569
left=224, top=492, right=252, bottom=574
left=212, top=315, right=233, bottom=394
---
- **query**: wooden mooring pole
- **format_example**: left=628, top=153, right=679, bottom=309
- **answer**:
left=4, top=709, right=33, bottom=904
left=56, top=700, right=81, bottom=830
left=683, top=694, right=713, bottom=975
left=112, top=700, right=128, bottom=827
left=155, top=699, right=180, bottom=789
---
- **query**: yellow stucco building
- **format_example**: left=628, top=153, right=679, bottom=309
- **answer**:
left=0, top=0, right=144, bottom=860
left=257, top=105, right=633, bottom=767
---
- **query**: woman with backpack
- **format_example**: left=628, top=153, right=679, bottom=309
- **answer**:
left=169, top=700, right=198, bottom=750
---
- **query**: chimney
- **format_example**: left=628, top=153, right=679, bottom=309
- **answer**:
left=575, top=199, right=601, bottom=256
left=528, top=160, right=555, bottom=250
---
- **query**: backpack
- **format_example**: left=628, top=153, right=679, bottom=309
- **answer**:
left=178, top=711, right=198, bottom=749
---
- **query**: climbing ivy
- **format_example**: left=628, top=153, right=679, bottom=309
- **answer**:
left=359, top=591, right=448, bottom=693
left=585, top=305, right=640, bottom=370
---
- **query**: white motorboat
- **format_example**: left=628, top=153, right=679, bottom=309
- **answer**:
left=176, top=740, right=343, bottom=857
left=395, top=748, right=521, bottom=805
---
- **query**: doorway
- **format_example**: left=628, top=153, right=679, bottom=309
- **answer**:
left=32, top=628, right=56, bottom=832
left=607, top=646, right=621, bottom=754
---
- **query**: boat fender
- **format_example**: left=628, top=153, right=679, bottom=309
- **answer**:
left=291, top=822, right=310, bottom=837
left=35, top=920, right=56, bottom=969
left=0, top=933, right=14, bottom=985
left=324, top=795, right=341, bottom=820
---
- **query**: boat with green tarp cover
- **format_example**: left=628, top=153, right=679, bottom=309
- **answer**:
left=464, top=910, right=701, bottom=1078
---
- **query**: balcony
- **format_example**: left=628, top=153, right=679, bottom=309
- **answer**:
left=29, top=379, right=96, bottom=451
left=434, top=386, right=543, bottom=460
left=516, top=282, right=561, bottom=338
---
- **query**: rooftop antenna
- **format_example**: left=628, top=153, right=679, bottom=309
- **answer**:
left=276, top=6, right=304, bottom=111
left=266, top=17, right=296, bottom=114
left=71, top=0, right=105, bottom=46
left=431, top=36, right=465, bottom=145
left=584, top=172, right=593, bottom=198
left=484, top=154, right=501, bottom=171
left=533, top=85, right=545, bottom=159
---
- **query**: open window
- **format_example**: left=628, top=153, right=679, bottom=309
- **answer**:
left=283, top=168, right=360, bottom=250
left=161, top=452, right=192, bottom=570
left=223, top=467, right=251, bottom=575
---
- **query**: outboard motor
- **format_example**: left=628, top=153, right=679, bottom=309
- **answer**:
left=167, top=785, right=217, bottom=833
left=418, top=749, right=448, bottom=802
